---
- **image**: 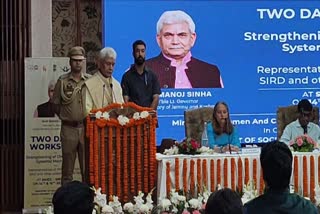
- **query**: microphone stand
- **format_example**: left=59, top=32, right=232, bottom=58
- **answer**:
left=301, top=108, right=308, bottom=135
left=227, top=119, right=232, bottom=154
left=102, top=84, right=105, bottom=107
left=110, top=83, right=117, bottom=103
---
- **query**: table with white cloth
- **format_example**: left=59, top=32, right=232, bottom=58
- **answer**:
left=156, top=152, right=320, bottom=200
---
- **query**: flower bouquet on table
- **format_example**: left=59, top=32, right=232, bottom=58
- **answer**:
left=177, top=138, right=201, bottom=155
left=163, top=139, right=215, bottom=155
left=289, top=134, right=318, bottom=152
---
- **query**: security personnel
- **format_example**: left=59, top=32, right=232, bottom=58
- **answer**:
left=53, top=46, right=91, bottom=185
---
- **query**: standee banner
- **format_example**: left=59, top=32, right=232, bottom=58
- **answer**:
left=103, top=1, right=320, bottom=145
left=24, top=58, right=81, bottom=208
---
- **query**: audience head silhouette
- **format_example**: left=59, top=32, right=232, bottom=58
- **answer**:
left=52, top=181, right=94, bottom=214
left=205, top=188, right=243, bottom=214
left=260, top=140, right=292, bottom=190
left=244, top=140, right=317, bottom=213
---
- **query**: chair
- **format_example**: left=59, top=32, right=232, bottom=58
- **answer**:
left=276, top=105, right=319, bottom=139
left=184, top=107, right=215, bottom=143
left=157, top=138, right=176, bottom=154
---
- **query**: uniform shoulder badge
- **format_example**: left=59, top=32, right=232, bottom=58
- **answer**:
left=83, top=73, right=92, bottom=79
left=58, top=73, right=70, bottom=80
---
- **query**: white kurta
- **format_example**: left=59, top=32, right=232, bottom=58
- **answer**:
left=83, top=71, right=124, bottom=116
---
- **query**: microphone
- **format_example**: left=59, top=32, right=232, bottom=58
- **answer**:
left=110, top=83, right=117, bottom=103
left=301, top=108, right=308, bottom=134
left=303, top=125, right=308, bottom=134
left=102, top=84, right=106, bottom=107
left=224, top=117, right=232, bottom=154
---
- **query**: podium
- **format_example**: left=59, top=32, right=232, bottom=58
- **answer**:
left=86, top=102, right=157, bottom=202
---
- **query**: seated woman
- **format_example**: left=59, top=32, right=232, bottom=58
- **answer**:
left=207, top=101, right=240, bottom=153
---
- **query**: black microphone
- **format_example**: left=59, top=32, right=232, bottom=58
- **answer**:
left=102, top=84, right=105, bottom=107
left=226, top=119, right=232, bottom=154
left=301, top=107, right=308, bottom=134
left=110, top=83, right=117, bottom=103
left=303, top=125, right=308, bottom=134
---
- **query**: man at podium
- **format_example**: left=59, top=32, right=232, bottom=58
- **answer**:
left=83, top=47, right=124, bottom=116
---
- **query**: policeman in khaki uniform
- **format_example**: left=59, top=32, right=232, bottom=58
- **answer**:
left=53, top=46, right=91, bottom=185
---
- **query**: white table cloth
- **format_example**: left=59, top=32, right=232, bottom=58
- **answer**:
left=156, top=152, right=320, bottom=200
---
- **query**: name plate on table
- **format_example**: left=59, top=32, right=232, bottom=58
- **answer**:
left=241, top=147, right=261, bottom=154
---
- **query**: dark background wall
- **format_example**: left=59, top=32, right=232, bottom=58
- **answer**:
left=0, top=0, right=102, bottom=211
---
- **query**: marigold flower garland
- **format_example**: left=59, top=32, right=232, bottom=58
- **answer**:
left=183, top=159, right=188, bottom=193
left=310, top=155, right=315, bottom=202
left=108, top=126, right=113, bottom=197
left=148, top=118, right=157, bottom=189
left=130, top=126, right=135, bottom=194
left=175, top=158, right=180, bottom=191
left=95, top=115, right=153, bottom=128
left=217, top=159, right=221, bottom=186
left=197, top=159, right=202, bottom=192
left=136, top=125, right=142, bottom=192
left=253, top=159, right=257, bottom=188
left=223, top=158, right=228, bottom=187
left=190, top=160, right=195, bottom=196
left=116, top=127, right=121, bottom=199
left=203, top=159, right=207, bottom=190
left=91, top=103, right=154, bottom=129
left=294, top=156, right=299, bottom=193
left=100, top=127, right=106, bottom=193
left=123, top=127, right=128, bottom=201
left=88, top=118, right=94, bottom=184
left=90, top=102, right=152, bottom=114
left=244, top=158, right=249, bottom=186
left=231, top=158, right=236, bottom=190
left=143, top=124, right=149, bottom=193
left=210, top=160, right=215, bottom=192
left=94, top=124, right=99, bottom=188
left=237, top=158, right=243, bottom=193
left=166, top=162, right=171, bottom=196
left=303, top=156, right=308, bottom=197
left=86, top=102, right=157, bottom=203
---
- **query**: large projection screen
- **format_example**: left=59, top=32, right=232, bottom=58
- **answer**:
left=103, top=1, right=320, bottom=145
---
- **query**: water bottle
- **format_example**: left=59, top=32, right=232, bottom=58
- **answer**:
left=201, top=122, right=209, bottom=147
